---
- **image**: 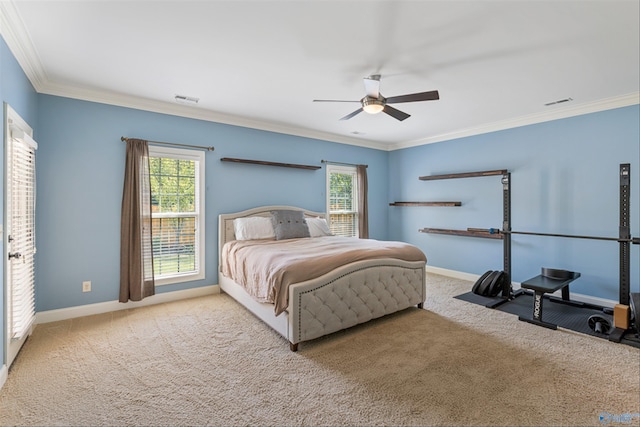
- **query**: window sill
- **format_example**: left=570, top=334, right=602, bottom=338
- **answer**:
left=154, top=271, right=205, bottom=286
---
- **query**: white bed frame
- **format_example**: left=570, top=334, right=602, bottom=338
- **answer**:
left=218, top=206, right=426, bottom=351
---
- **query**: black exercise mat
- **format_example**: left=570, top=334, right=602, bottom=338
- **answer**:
left=455, top=291, right=640, bottom=348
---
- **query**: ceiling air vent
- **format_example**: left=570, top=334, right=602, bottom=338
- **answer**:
left=174, top=94, right=200, bottom=105
left=544, top=97, right=573, bottom=106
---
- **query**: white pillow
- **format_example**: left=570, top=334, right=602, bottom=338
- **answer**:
left=306, top=217, right=332, bottom=237
left=233, top=217, right=275, bottom=240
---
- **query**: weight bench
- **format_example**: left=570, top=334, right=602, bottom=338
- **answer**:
left=518, top=268, right=581, bottom=330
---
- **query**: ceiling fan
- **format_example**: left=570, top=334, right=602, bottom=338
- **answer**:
left=313, top=74, right=439, bottom=121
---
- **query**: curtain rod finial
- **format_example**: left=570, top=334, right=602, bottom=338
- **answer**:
left=121, top=136, right=127, bottom=142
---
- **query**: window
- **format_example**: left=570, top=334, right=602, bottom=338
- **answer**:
left=148, top=146, right=205, bottom=285
left=326, top=164, right=359, bottom=237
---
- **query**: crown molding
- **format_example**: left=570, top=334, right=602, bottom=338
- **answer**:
left=0, top=1, right=47, bottom=91
left=31, top=78, right=640, bottom=154
left=388, top=92, right=640, bottom=151
left=37, top=79, right=640, bottom=153
left=39, top=79, right=390, bottom=151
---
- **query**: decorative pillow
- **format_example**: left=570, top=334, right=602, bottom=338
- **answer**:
left=270, top=210, right=310, bottom=240
left=307, top=217, right=332, bottom=237
left=233, top=217, right=275, bottom=240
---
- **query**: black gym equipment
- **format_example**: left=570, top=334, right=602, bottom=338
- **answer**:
left=472, top=270, right=511, bottom=298
left=455, top=290, right=639, bottom=347
left=588, top=314, right=613, bottom=335
left=488, top=271, right=510, bottom=298
left=492, top=165, right=635, bottom=335
left=630, top=293, right=640, bottom=334
left=472, top=270, right=495, bottom=295
left=475, top=164, right=637, bottom=304
left=518, top=268, right=581, bottom=330
left=443, top=164, right=638, bottom=343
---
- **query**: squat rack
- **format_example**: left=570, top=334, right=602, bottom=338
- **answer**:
left=420, top=163, right=638, bottom=305
left=419, top=168, right=513, bottom=301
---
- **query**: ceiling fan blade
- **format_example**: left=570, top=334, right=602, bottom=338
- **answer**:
left=340, top=108, right=364, bottom=121
left=313, top=99, right=360, bottom=103
left=363, top=75, right=380, bottom=98
left=386, top=90, right=440, bottom=104
left=383, top=105, right=410, bottom=121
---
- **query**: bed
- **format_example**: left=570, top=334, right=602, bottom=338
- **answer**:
left=218, top=205, right=427, bottom=351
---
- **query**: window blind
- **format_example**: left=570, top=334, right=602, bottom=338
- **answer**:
left=9, top=128, right=37, bottom=340
left=327, top=166, right=359, bottom=238
left=148, top=145, right=205, bottom=285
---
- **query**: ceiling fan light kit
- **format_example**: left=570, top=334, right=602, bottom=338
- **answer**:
left=314, top=75, right=440, bottom=122
left=362, top=97, right=385, bottom=114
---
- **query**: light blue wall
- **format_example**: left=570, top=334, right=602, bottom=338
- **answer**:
left=389, top=106, right=640, bottom=301
left=2, top=30, right=640, bottom=349
left=0, top=36, right=39, bottom=365
left=35, top=95, right=389, bottom=312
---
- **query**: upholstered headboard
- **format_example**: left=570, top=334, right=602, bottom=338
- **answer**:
left=218, top=205, right=326, bottom=266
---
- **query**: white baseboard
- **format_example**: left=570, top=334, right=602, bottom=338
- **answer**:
left=32, top=267, right=621, bottom=324
left=426, top=265, right=480, bottom=282
left=36, top=284, right=220, bottom=324
left=426, top=265, right=617, bottom=308
left=0, top=364, right=7, bottom=391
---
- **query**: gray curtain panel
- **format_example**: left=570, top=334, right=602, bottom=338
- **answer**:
left=120, top=138, right=155, bottom=302
left=357, top=164, right=369, bottom=239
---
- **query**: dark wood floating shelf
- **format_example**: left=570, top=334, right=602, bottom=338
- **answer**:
left=419, top=169, right=508, bottom=181
left=390, top=201, right=462, bottom=207
left=419, top=227, right=503, bottom=240
left=220, top=157, right=321, bottom=170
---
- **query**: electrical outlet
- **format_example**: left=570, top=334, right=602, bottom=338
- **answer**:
left=82, top=281, right=91, bottom=292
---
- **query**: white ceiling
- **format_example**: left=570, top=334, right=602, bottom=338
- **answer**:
left=2, top=0, right=639, bottom=150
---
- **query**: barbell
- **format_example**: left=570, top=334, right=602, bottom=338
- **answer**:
left=467, top=228, right=639, bottom=244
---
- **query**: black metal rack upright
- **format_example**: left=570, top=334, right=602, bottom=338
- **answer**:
left=619, top=163, right=631, bottom=306
left=501, top=171, right=511, bottom=299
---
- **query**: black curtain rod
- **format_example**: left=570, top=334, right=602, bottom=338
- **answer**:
left=321, top=160, right=367, bottom=168
left=120, top=136, right=214, bottom=152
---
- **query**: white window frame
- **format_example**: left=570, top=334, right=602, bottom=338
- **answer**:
left=148, top=145, right=205, bottom=286
left=326, top=164, right=359, bottom=238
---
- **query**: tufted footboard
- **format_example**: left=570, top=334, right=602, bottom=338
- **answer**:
left=287, top=258, right=426, bottom=349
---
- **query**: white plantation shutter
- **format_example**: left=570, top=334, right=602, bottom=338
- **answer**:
left=8, top=127, right=37, bottom=340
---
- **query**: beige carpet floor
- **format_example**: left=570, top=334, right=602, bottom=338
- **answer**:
left=0, top=273, right=639, bottom=426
